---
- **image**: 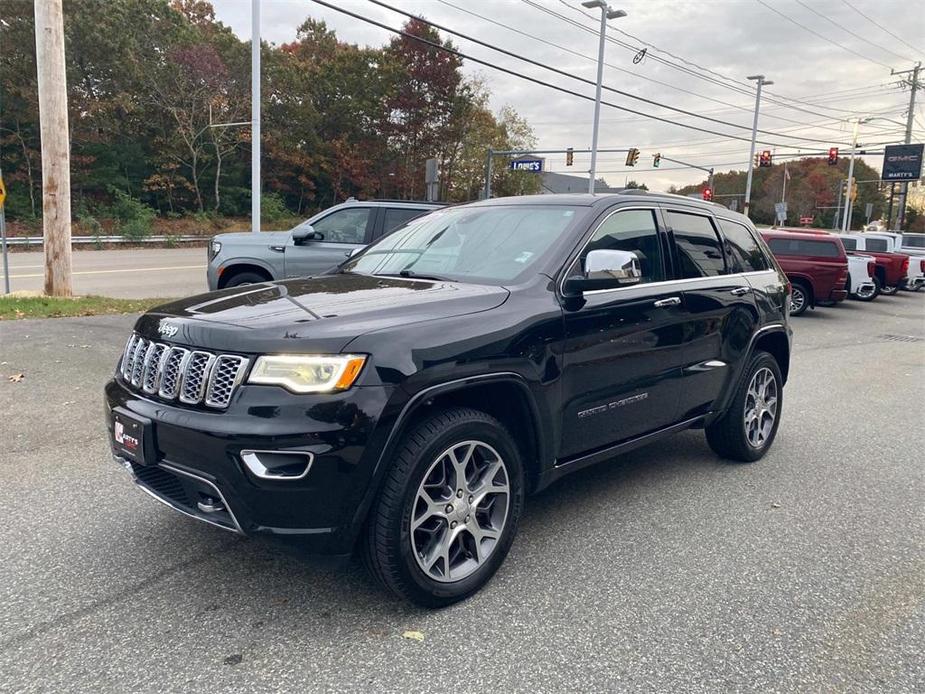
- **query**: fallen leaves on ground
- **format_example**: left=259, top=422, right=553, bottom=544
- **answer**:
left=401, top=630, right=425, bottom=642
left=8, top=373, right=24, bottom=383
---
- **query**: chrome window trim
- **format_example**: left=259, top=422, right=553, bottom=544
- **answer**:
left=579, top=270, right=773, bottom=297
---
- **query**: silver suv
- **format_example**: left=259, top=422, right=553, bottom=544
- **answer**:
left=207, top=199, right=443, bottom=290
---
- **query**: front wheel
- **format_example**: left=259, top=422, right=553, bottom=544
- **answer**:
left=854, top=278, right=879, bottom=302
left=706, top=351, right=783, bottom=463
left=363, top=408, right=524, bottom=607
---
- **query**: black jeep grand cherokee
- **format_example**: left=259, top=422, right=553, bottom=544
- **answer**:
left=106, top=192, right=791, bottom=606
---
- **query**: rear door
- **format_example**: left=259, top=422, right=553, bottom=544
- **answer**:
left=664, top=208, right=759, bottom=421
left=284, top=206, right=374, bottom=278
left=375, top=206, right=433, bottom=241
left=559, top=206, right=688, bottom=458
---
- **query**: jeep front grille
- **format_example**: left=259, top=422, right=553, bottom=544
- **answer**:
left=120, top=334, right=248, bottom=409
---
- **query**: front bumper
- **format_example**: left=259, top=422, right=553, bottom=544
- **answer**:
left=105, top=377, right=395, bottom=553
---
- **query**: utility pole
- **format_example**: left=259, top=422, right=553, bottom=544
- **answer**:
left=582, top=0, right=626, bottom=194
left=743, top=74, right=773, bottom=218
left=891, top=62, right=921, bottom=231
left=842, top=118, right=861, bottom=232
left=780, top=161, right=788, bottom=208
left=34, top=0, right=72, bottom=296
left=251, top=0, right=261, bottom=233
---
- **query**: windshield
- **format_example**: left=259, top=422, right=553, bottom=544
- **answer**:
left=341, top=204, right=581, bottom=283
left=903, top=234, right=925, bottom=248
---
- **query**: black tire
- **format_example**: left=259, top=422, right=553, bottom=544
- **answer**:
left=854, top=276, right=879, bottom=302
left=224, top=270, right=270, bottom=288
left=706, top=350, right=783, bottom=463
left=789, top=281, right=810, bottom=316
left=880, top=283, right=900, bottom=296
left=362, top=407, right=525, bottom=608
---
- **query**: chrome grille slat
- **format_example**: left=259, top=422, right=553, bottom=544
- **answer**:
left=119, top=334, right=245, bottom=409
left=179, top=351, right=215, bottom=405
left=205, top=355, right=249, bottom=408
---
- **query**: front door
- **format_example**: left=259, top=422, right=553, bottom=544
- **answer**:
left=560, top=207, right=687, bottom=459
left=284, top=206, right=374, bottom=278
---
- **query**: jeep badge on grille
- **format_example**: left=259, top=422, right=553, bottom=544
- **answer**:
left=158, top=319, right=179, bottom=338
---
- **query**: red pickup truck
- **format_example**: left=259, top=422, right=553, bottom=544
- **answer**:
left=760, top=230, right=849, bottom=316
left=836, top=234, right=910, bottom=295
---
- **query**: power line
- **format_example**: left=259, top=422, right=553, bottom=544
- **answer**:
left=367, top=0, right=848, bottom=145
left=525, top=0, right=879, bottom=120
left=840, top=0, right=924, bottom=59
left=792, top=0, right=918, bottom=64
left=436, top=0, right=896, bottom=134
left=754, top=0, right=893, bottom=70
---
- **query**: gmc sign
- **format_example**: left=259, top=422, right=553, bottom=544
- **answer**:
left=881, top=143, right=924, bottom=181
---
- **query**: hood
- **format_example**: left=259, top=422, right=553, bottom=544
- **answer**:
left=134, top=273, right=510, bottom=354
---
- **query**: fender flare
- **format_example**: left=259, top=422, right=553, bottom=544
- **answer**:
left=218, top=258, right=277, bottom=286
left=345, top=372, right=546, bottom=542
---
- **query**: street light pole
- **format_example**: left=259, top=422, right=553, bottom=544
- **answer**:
left=743, top=74, right=772, bottom=219
left=842, top=117, right=861, bottom=232
left=891, top=62, right=921, bottom=230
left=251, top=0, right=261, bottom=234
left=582, top=0, right=626, bottom=195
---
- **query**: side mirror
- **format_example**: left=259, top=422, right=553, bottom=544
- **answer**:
left=292, top=226, right=323, bottom=243
left=564, top=249, right=642, bottom=294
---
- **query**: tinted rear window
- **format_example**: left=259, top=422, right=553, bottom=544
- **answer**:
left=767, top=238, right=842, bottom=258
left=840, top=237, right=858, bottom=251
left=719, top=220, right=770, bottom=272
left=903, top=234, right=925, bottom=248
left=865, top=238, right=889, bottom=252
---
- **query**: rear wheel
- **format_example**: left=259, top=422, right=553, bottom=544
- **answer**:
left=789, top=282, right=809, bottom=316
left=363, top=408, right=524, bottom=607
left=706, top=351, right=783, bottom=463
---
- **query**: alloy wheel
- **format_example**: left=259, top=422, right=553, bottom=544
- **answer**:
left=790, top=287, right=805, bottom=313
left=744, top=367, right=778, bottom=449
left=410, top=440, right=510, bottom=583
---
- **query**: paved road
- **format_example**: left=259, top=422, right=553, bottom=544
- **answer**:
left=1, top=294, right=923, bottom=692
left=3, top=248, right=207, bottom=299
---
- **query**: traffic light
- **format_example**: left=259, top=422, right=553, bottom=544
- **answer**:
left=758, top=150, right=772, bottom=167
left=653, top=152, right=661, bottom=168
left=827, top=147, right=838, bottom=166
left=702, top=187, right=713, bottom=201
left=625, top=147, right=640, bottom=167
left=566, top=147, right=574, bottom=167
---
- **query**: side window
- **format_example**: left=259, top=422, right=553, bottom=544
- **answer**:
left=382, top=207, right=426, bottom=235
left=668, top=211, right=726, bottom=277
left=582, top=209, right=665, bottom=284
left=309, top=208, right=371, bottom=244
left=719, top=219, right=769, bottom=273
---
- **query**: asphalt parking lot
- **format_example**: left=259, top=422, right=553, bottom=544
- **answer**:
left=1, top=293, right=923, bottom=693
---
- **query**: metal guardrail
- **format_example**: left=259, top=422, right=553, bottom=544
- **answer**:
left=5, top=234, right=208, bottom=246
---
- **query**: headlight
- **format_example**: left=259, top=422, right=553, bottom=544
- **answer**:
left=248, top=354, right=367, bottom=393
left=209, top=240, right=222, bottom=261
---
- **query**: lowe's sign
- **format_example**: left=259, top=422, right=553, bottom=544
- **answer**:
left=510, top=158, right=544, bottom=172
left=881, top=143, right=924, bottom=181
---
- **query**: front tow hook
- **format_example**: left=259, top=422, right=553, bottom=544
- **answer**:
left=197, top=496, right=226, bottom=514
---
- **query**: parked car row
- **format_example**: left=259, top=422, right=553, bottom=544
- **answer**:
left=762, top=228, right=925, bottom=316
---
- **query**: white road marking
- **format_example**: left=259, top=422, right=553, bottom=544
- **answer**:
left=10, top=264, right=206, bottom=279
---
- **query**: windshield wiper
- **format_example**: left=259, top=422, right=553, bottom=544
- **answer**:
left=375, top=270, right=451, bottom=282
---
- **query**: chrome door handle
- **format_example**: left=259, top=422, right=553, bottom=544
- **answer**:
left=730, top=286, right=751, bottom=296
left=653, top=297, right=681, bottom=307
left=269, top=245, right=285, bottom=253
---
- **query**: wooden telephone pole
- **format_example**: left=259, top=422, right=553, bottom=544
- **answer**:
left=34, top=0, right=72, bottom=296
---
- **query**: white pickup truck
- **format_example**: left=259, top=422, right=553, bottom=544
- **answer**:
left=864, top=232, right=925, bottom=291
left=845, top=253, right=878, bottom=301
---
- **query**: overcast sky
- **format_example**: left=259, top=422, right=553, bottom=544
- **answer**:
left=212, top=0, right=924, bottom=191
